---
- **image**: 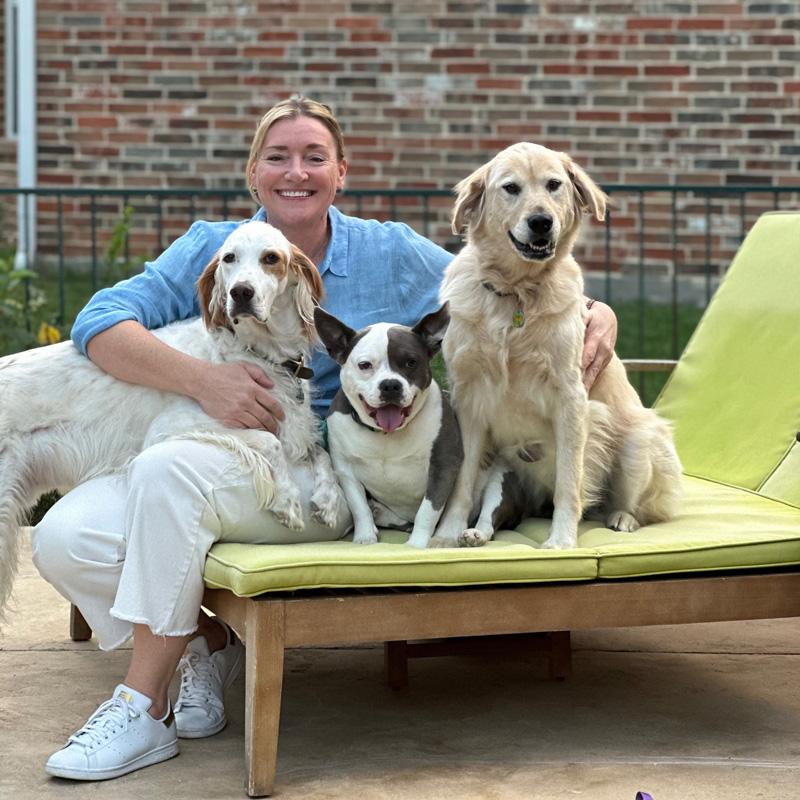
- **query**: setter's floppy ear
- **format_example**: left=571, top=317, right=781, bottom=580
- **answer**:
left=558, top=152, right=608, bottom=223
left=451, top=162, right=490, bottom=235
left=196, top=252, right=231, bottom=331
left=289, top=244, right=325, bottom=340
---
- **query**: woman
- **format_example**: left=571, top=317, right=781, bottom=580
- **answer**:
left=32, top=97, right=618, bottom=781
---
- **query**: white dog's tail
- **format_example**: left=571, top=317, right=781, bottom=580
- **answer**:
left=0, top=440, right=45, bottom=623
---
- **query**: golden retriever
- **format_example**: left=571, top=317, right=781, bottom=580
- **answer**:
left=432, top=142, right=682, bottom=550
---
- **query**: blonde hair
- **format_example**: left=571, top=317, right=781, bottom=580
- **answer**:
left=246, top=96, right=346, bottom=205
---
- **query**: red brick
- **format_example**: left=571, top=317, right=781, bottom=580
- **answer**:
left=677, top=18, right=726, bottom=30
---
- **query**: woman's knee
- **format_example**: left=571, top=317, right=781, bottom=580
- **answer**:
left=31, top=480, right=126, bottom=583
left=127, top=440, right=230, bottom=502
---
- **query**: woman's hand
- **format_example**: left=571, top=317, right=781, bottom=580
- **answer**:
left=194, top=362, right=286, bottom=434
left=581, top=299, right=618, bottom=392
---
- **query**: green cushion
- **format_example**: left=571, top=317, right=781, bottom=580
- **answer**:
left=204, top=477, right=800, bottom=596
left=204, top=529, right=598, bottom=597
left=760, top=441, right=800, bottom=508
left=655, top=211, right=800, bottom=492
left=203, top=212, right=800, bottom=598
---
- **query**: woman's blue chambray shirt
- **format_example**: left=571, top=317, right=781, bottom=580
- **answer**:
left=71, top=206, right=454, bottom=417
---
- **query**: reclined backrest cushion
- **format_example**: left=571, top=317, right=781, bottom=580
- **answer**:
left=655, top=210, right=800, bottom=500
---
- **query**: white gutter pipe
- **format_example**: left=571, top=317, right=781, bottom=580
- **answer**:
left=13, top=0, right=36, bottom=272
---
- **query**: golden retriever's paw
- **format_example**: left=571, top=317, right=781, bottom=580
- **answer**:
left=540, top=534, right=577, bottom=550
left=606, top=511, right=640, bottom=533
left=458, top=528, right=490, bottom=547
left=427, top=535, right=460, bottom=549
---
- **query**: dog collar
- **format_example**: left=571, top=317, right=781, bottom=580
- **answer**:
left=350, top=409, right=383, bottom=433
left=481, top=281, right=527, bottom=328
left=281, top=356, right=314, bottom=380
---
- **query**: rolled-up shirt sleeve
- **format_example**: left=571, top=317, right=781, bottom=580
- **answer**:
left=70, top=220, right=235, bottom=354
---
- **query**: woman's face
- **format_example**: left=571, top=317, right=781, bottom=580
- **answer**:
left=249, top=116, right=347, bottom=231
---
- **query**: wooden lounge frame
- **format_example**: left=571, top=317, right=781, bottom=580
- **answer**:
left=200, top=570, right=800, bottom=796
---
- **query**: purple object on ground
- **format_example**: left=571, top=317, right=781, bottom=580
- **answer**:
left=636, top=794, right=654, bottom=800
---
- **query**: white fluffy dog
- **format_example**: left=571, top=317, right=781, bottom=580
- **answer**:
left=433, top=143, right=683, bottom=550
left=0, top=221, right=344, bottom=620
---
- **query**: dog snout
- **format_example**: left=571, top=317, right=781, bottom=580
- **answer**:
left=527, top=214, right=553, bottom=236
left=378, top=377, right=404, bottom=404
left=230, top=282, right=255, bottom=305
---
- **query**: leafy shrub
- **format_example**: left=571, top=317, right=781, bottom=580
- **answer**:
left=0, top=249, right=63, bottom=357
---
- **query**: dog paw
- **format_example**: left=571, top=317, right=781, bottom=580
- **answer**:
left=311, top=483, right=345, bottom=528
left=352, top=526, right=379, bottom=545
left=607, top=511, right=640, bottom=533
left=458, top=528, right=489, bottom=548
left=540, top=534, right=577, bottom=550
left=427, top=535, right=459, bottom=549
left=271, top=486, right=305, bottom=532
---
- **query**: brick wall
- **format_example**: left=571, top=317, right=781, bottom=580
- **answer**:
left=1, top=1, right=799, bottom=276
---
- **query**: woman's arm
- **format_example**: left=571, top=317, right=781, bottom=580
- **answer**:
left=581, top=298, right=618, bottom=392
left=86, top=321, right=285, bottom=433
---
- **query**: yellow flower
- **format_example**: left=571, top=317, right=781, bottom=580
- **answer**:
left=38, top=323, right=61, bottom=345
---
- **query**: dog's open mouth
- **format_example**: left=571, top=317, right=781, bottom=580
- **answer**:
left=361, top=398, right=413, bottom=432
left=508, top=232, right=555, bottom=261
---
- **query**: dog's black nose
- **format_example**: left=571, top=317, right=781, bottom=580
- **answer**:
left=230, top=283, right=255, bottom=304
left=527, top=214, right=553, bottom=234
left=379, top=378, right=404, bottom=402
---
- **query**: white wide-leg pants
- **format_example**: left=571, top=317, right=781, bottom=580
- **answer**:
left=31, top=440, right=351, bottom=651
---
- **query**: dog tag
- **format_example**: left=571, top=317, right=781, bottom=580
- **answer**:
left=512, top=309, right=525, bottom=328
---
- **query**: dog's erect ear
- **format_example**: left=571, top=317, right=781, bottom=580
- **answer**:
left=412, top=302, right=450, bottom=359
left=313, top=307, right=358, bottom=365
left=559, top=152, right=607, bottom=222
left=196, top=253, right=232, bottom=331
left=451, top=163, right=489, bottom=235
left=290, top=244, right=325, bottom=339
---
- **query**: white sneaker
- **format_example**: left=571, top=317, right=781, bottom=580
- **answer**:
left=45, top=685, right=178, bottom=781
left=174, top=619, right=244, bottom=738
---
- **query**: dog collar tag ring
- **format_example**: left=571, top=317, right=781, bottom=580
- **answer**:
left=512, top=309, right=525, bottom=328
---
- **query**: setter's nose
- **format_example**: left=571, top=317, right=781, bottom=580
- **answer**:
left=230, top=283, right=255, bottom=305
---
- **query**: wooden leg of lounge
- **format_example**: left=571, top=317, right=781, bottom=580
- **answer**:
left=69, top=603, right=92, bottom=641
left=244, top=600, right=285, bottom=798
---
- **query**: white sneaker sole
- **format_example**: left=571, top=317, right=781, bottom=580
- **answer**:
left=45, top=739, right=179, bottom=781
left=175, top=641, right=245, bottom=739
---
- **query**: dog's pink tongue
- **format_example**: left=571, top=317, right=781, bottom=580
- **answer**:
left=375, top=405, right=404, bottom=432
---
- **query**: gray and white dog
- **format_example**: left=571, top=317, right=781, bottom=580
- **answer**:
left=314, top=304, right=463, bottom=548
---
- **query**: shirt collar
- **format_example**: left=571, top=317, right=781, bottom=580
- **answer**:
left=254, top=205, right=349, bottom=278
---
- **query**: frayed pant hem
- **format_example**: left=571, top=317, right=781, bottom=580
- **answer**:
left=110, top=608, right=200, bottom=640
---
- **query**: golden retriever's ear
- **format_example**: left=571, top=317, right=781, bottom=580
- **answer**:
left=559, top=153, right=607, bottom=222
left=290, top=244, right=325, bottom=339
left=451, top=163, right=490, bottom=234
left=196, top=253, right=231, bottom=331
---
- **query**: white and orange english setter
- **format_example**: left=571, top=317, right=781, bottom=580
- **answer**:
left=0, top=221, right=344, bottom=620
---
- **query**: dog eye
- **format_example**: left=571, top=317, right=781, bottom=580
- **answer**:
left=503, top=183, right=521, bottom=195
left=405, top=358, right=417, bottom=368
left=358, top=361, right=372, bottom=371
left=222, top=252, right=236, bottom=263
left=263, top=252, right=279, bottom=264
left=547, top=179, right=562, bottom=192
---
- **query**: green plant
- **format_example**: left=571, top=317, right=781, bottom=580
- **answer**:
left=102, top=205, right=146, bottom=285
left=0, top=250, right=63, bottom=356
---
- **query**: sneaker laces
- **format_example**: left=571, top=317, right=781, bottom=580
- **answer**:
left=176, top=652, right=224, bottom=715
left=67, top=697, right=139, bottom=751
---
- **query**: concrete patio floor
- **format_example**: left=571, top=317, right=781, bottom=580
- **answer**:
left=2, top=530, right=800, bottom=799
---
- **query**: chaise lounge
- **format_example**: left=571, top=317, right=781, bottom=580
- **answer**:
left=72, top=210, right=800, bottom=796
